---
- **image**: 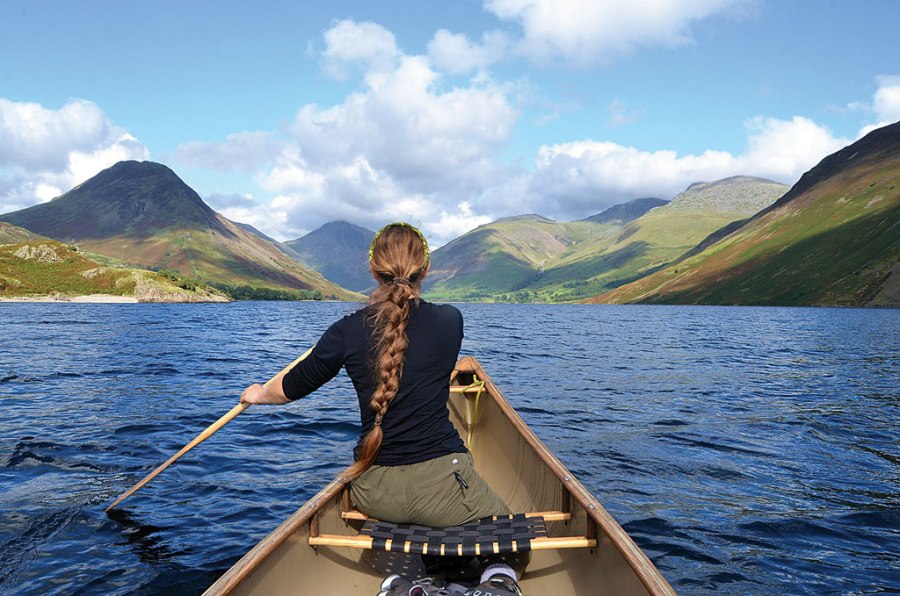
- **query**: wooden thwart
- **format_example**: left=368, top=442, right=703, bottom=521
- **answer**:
left=309, top=534, right=596, bottom=553
left=314, top=512, right=594, bottom=557
left=340, top=509, right=572, bottom=522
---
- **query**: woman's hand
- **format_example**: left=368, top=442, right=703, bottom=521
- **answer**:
left=240, top=383, right=289, bottom=405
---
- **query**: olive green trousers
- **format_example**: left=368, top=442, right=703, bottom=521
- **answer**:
left=349, top=451, right=510, bottom=527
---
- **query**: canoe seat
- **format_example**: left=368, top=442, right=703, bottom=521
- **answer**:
left=309, top=513, right=596, bottom=555
left=363, top=514, right=545, bottom=556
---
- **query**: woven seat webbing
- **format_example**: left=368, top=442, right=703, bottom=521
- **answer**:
left=359, top=513, right=547, bottom=556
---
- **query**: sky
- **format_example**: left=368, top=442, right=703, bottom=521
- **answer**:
left=1, top=0, right=898, bottom=246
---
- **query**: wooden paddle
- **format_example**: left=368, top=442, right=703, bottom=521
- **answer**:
left=105, top=348, right=313, bottom=512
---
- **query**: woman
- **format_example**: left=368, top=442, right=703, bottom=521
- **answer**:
left=240, top=222, right=509, bottom=528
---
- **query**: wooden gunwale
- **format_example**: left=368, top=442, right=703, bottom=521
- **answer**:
left=454, top=356, right=675, bottom=596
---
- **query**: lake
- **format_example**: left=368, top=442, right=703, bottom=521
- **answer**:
left=0, top=302, right=897, bottom=595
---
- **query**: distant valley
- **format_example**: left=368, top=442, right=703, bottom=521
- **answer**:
left=423, top=177, right=789, bottom=302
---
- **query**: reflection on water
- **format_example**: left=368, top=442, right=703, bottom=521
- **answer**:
left=106, top=509, right=180, bottom=565
left=0, top=302, right=897, bottom=595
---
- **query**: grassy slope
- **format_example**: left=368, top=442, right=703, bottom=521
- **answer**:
left=593, top=131, right=900, bottom=307
left=424, top=216, right=612, bottom=301
left=0, top=242, right=134, bottom=296
left=77, top=215, right=363, bottom=300
left=527, top=209, right=748, bottom=302
left=532, top=179, right=787, bottom=301
left=0, top=222, right=48, bottom=244
left=0, top=241, right=229, bottom=301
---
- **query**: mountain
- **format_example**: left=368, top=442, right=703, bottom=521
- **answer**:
left=546, top=176, right=789, bottom=293
left=0, top=222, right=48, bottom=244
left=423, top=202, right=663, bottom=301
left=0, top=161, right=361, bottom=300
left=424, top=179, right=788, bottom=302
left=423, top=215, right=612, bottom=301
left=591, top=121, right=900, bottom=307
left=285, top=221, right=375, bottom=292
left=581, top=197, right=667, bottom=224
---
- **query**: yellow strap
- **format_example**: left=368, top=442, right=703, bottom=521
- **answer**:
left=464, top=376, right=486, bottom=450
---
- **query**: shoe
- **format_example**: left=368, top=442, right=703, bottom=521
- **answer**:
left=379, top=574, right=459, bottom=595
left=378, top=574, right=417, bottom=596
left=465, top=573, right=522, bottom=596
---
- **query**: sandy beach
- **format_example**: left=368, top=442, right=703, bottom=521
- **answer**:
left=0, top=294, right=139, bottom=303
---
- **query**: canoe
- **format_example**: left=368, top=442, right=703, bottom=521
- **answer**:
left=204, top=355, right=675, bottom=595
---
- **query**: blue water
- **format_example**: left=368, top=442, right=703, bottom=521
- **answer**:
left=0, top=302, right=897, bottom=595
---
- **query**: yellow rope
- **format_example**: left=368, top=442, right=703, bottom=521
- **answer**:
left=464, top=376, right=486, bottom=450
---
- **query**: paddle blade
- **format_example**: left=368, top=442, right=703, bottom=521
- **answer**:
left=105, top=402, right=250, bottom=512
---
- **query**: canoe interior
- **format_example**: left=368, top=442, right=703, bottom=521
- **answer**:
left=205, top=356, right=673, bottom=595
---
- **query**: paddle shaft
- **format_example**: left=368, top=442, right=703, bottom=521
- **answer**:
left=105, top=348, right=313, bottom=511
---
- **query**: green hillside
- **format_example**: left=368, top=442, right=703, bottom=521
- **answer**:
left=0, top=161, right=362, bottom=301
left=0, top=240, right=229, bottom=302
left=593, top=121, right=900, bottom=307
left=0, top=222, right=47, bottom=244
left=531, top=176, right=789, bottom=300
left=424, top=178, right=787, bottom=302
left=423, top=215, right=617, bottom=301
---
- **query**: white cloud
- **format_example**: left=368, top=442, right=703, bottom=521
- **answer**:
left=873, top=75, right=900, bottom=123
left=0, top=98, right=109, bottom=170
left=68, top=132, right=148, bottom=185
left=520, top=115, right=848, bottom=218
left=320, top=20, right=400, bottom=80
left=427, top=29, right=510, bottom=74
left=735, top=116, right=847, bottom=181
left=850, top=75, right=900, bottom=137
left=526, top=140, right=732, bottom=214
left=255, top=148, right=431, bottom=241
left=240, top=22, right=520, bottom=242
left=155, top=23, right=881, bottom=245
left=290, top=55, right=515, bottom=191
left=261, top=150, right=465, bottom=243
left=431, top=204, right=493, bottom=243
left=0, top=98, right=149, bottom=214
left=485, top=0, right=748, bottom=64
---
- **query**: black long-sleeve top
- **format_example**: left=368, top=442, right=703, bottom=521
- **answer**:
left=281, top=300, right=467, bottom=466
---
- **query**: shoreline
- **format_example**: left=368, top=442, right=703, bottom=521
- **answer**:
left=0, top=294, right=139, bottom=303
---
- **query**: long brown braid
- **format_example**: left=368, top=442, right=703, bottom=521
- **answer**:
left=344, top=223, right=429, bottom=479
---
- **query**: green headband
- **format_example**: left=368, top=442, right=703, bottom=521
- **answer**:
left=369, top=222, right=430, bottom=272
